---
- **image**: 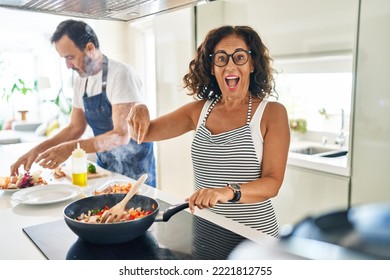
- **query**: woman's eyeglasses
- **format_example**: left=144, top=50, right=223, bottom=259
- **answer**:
left=209, top=49, right=252, bottom=67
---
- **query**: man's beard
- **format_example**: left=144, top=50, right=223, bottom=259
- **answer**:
left=74, top=55, right=96, bottom=78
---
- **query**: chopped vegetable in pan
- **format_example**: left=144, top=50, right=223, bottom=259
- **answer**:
left=94, top=182, right=133, bottom=195
left=76, top=206, right=153, bottom=224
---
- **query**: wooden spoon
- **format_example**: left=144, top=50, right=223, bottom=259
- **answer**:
left=100, top=174, right=148, bottom=223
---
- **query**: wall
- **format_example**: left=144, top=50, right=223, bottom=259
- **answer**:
left=145, top=8, right=196, bottom=199
left=92, top=20, right=131, bottom=64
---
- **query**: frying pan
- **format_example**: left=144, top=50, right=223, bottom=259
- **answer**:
left=63, top=194, right=189, bottom=244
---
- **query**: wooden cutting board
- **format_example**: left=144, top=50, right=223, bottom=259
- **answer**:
left=62, top=163, right=111, bottom=179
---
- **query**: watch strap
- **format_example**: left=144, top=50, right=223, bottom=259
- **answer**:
left=227, top=183, right=241, bottom=203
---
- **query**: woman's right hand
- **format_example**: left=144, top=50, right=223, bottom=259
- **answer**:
left=126, top=103, right=151, bottom=144
left=186, top=186, right=234, bottom=213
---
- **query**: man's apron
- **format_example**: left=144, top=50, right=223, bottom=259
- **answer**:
left=82, top=55, right=156, bottom=187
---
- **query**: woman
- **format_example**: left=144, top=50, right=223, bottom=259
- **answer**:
left=128, top=25, right=290, bottom=237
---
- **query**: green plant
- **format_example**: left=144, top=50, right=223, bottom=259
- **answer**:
left=289, top=118, right=307, bottom=134
left=46, top=88, right=72, bottom=115
left=1, top=78, right=34, bottom=102
left=11, top=79, right=32, bottom=95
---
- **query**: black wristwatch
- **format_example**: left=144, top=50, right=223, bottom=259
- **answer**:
left=227, top=183, right=241, bottom=203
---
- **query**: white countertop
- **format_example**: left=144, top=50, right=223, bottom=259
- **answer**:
left=288, top=141, right=350, bottom=177
left=0, top=143, right=294, bottom=260
left=1, top=143, right=375, bottom=260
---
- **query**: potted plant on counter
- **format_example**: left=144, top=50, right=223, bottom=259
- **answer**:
left=10, top=78, right=34, bottom=121
left=289, top=118, right=307, bottom=141
left=1, top=78, right=36, bottom=128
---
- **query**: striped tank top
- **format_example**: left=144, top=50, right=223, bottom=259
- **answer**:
left=191, top=94, right=279, bottom=238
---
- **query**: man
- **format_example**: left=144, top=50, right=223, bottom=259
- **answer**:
left=10, top=19, right=156, bottom=187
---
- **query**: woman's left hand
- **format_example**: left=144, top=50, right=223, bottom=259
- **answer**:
left=126, top=103, right=150, bottom=144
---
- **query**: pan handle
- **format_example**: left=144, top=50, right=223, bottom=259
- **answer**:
left=155, top=202, right=189, bottom=222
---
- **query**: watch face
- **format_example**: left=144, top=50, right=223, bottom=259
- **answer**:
left=230, top=183, right=240, bottom=191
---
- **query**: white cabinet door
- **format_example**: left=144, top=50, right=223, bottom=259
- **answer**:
left=272, top=166, right=350, bottom=226
left=350, top=0, right=390, bottom=205
left=212, top=0, right=358, bottom=56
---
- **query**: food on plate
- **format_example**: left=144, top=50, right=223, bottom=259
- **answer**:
left=94, top=182, right=133, bottom=195
left=53, top=166, right=66, bottom=179
left=0, top=176, right=12, bottom=189
left=87, top=162, right=96, bottom=174
left=76, top=206, right=153, bottom=224
left=0, top=171, right=47, bottom=190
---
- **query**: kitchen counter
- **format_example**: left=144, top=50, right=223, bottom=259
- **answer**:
left=1, top=143, right=375, bottom=260
left=0, top=143, right=294, bottom=260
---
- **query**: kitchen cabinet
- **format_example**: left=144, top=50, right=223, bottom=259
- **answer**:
left=198, top=0, right=357, bottom=57
left=272, top=165, right=350, bottom=226
left=349, top=0, right=390, bottom=205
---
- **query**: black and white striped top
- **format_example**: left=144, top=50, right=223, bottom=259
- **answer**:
left=191, top=95, right=279, bottom=238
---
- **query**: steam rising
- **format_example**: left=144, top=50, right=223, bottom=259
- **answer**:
left=96, top=139, right=156, bottom=187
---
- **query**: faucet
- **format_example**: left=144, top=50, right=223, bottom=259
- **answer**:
left=335, top=108, right=346, bottom=147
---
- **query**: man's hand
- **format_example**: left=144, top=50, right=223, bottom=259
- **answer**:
left=34, top=143, right=73, bottom=170
left=10, top=150, right=40, bottom=176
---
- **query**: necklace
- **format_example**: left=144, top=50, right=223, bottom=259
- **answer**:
left=204, top=95, right=222, bottom=120
left=203, top=93, right=252, bottom=123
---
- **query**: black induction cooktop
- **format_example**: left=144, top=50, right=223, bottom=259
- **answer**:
left=23, top=200, right=247, bottom=260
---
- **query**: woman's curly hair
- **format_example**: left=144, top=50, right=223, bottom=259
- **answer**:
left=183, top=25, right=277, bottom=100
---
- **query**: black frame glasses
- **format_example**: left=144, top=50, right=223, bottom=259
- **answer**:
left=209, top=49, right=252, bottom=67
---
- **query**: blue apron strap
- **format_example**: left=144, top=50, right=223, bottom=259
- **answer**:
left=102, top=55, right=108, bottom=93
left=83, top=55, right=108, bottom=97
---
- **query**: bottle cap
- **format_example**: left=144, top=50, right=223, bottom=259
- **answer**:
left=72, top=143, right=86, bottom=158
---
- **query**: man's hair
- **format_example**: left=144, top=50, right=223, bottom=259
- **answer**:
left=50, top=19, right=100, bottom=50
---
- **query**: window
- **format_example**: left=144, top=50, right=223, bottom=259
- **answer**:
left=274, top=53, right=353, bottom=133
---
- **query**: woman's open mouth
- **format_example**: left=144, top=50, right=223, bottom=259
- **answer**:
left=225, top=76, right=240, bottom=89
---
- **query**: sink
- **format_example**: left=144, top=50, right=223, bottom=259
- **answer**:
left=291, top=146, right=336, bottom=155
left=291, top=146, right=348, bottom=158
left=320, top=150, right=348, bottom=158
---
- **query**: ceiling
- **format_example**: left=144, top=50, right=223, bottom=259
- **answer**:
left=0, top=0, right=211, bottom=21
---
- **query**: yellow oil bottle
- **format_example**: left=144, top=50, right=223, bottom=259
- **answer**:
left=71, top=143, right=87, bottom=187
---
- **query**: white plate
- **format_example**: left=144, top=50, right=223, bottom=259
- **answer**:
left=91, top=179, right=149, bottom=196
left=11, top=184, right=82, bottom=205
left=1, top=187, right=21, bottom=193
left=1, top=184, right=44, bottom=193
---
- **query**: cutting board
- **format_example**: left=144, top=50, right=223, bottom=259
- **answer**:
left=62, top=162, right=111, bottom=179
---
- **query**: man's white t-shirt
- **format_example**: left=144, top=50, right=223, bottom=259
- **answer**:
left=72, top=58, right=144, bottom=110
